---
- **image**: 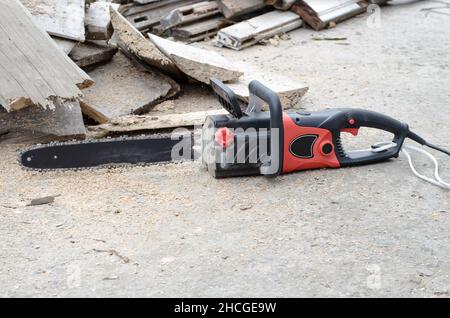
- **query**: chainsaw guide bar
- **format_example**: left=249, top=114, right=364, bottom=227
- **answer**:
left=20, top=133, right=195, bottom=171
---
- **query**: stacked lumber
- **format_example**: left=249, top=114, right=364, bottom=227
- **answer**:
left=121, top=0, right=273, bottom=43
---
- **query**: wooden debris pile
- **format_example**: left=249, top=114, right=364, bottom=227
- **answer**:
left=1, top=0, right=390, bottom=143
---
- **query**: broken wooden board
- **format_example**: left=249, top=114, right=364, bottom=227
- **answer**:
left=81, top=51, right=179, bottom=121
left=217, top=10, right=302, bottom=50
left=0, top=0, right=93, bottom=112
left=0, top=100, right=86, bottom=143
left=69, top=42, right=118, bottom=69
left=88, top=109, right=228, bottom=138
left=172, top=17, right=232, bottom=43
left=148, top=33, right=243, bottom=83
left=160, top=1, right=220, bottom=31
left=226, top=64, right=308, bottom=109
left=291, top=0, right=387, bottom=30
left=20, top=0, right=86, bottom=41
left=121, top=0, right=205, bottom=32
left=217, top=0, right=267, bottom=18
left=85, top=1, right=120, bottom=40
left=110, top=6, right=183, bottom=79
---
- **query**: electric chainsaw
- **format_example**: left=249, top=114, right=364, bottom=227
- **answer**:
left=21, top=79, right=450, bottom=185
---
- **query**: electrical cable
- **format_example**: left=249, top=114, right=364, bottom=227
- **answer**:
left=401, top=145, right=450, bottom=190
left=401, top=130, right=450, bottom=189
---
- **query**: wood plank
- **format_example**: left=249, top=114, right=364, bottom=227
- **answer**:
left=0, top=0, right=93, bottom=112
left=217, top=10, right=302, bottom=50
left=217, top=0, right=267, bottom=18
left=0, top=100, right=86, bottom=143
left=148, top=33, right=243, bottom=83
left=69, top=42, right=118, bottom=69
left=110, top=6, right=184, bottom=79
left=172, top=17, right=232, bottom=43
left=226, top=64, right=309, bottom=109
left=88, top=109, right=228, bottom=138
left=81, top=51, right=179, bottom=120
left=160, top=1, right=220, bottom=31
left=20, top=0, right=86, bottom=41
left=291, top=0, right=388, bottom=30
left=85, top=1, right=120, bottom=40
left=52, top=37, right=77, bottom=54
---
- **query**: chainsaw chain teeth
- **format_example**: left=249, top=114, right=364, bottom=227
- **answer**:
left=18, top=133, right=196, bottom=173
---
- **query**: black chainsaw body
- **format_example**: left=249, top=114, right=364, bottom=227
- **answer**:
left=203, top=79, right=410, bottom=178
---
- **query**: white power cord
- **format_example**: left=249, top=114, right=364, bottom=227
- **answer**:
left=401, top=145, right=450, bottom=190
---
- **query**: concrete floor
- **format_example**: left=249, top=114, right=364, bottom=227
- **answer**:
left=1, top=1, right=449, bottom=297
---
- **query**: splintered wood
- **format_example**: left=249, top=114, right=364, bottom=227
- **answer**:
left=110, top=6, right=183, bottom=79
left=0, top=100, right=86, bottom=142
left=0, top=0, right=93, bottom=112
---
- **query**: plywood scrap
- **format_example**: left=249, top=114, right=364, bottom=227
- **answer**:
left=88, top=109, right=228, bottom=138
left=148, top=33, right=243, bottom=83
left=217, top=0, right=267, bottom=18
left=81, top=51, right=179, bottom=120
left=85, top=1, right=120, bottom=40
left=160, top=1, right=220, bottom=31
left=0, top=0, right=93, bottom=112
left=291, top=0, right=387, bottom=30
left=227, top=64, right=308, bottom=109
left=20, top=0, right=86, bottom=41
left=0, top=100, right=86, bottom=142
left=69, top=42, right=118, bottom=69
left=217, top=10, right=302, bottom=50
left=110, top=6, right=183, bottom=79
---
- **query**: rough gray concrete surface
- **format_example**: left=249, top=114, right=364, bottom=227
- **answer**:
left=0, top=1, right=449, bottom=297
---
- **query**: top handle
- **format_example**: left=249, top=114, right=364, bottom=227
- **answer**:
left=248, top=81, right=284, bottom=177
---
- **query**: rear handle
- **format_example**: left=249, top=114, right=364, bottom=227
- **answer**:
left=321, top=108, right=410, bottom=167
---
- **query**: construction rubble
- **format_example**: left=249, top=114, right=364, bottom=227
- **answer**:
left=0, top=0, right=388, bottom=143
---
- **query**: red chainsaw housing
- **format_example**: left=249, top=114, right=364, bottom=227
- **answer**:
left=282, top=114, right=341, bottom=173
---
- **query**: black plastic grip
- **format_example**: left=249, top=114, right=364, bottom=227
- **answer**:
left=248, top=80, right=284, bottom=176
left=342, top=109, right=405, bottom=135
left=319, top=108, right=410, bottom=167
